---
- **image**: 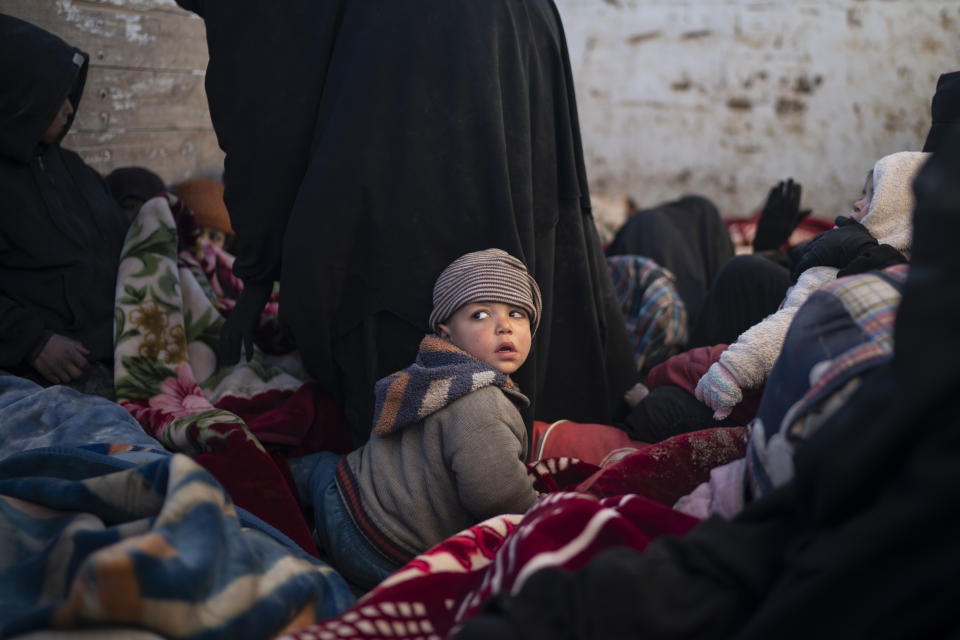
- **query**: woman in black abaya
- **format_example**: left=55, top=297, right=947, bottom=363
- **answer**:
left=177, top=0, right=636, bottom=444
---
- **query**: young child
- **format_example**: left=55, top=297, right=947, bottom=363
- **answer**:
left=175, top=177, right=235, bottom=252
left=290, top=248, right=540, bottom=588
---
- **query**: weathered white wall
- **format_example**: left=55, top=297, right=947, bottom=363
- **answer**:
left=555, top=0, right=958, bottom=229
left=5, top=0, right=956, bottom=223
left=0, top=0, right=223, bottom=186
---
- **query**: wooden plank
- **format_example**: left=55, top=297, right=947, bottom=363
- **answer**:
left=73, top=67, right=213, bottom=133
left=74, top=0, right=188, bottom=14
left=0, top=0, right=207, bottom=71
left=65, top=130, right=224, bottom=186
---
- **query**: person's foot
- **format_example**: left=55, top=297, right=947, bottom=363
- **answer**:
left=624, top=382, right=650, bottom=408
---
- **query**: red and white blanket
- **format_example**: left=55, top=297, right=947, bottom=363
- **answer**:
left=281, top=426, right=747, bottom=640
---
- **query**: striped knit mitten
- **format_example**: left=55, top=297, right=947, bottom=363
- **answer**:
left=695, top=361, right=743, bottom=420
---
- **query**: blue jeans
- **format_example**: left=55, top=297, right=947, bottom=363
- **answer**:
left=289, top=452, right=401, bottom=589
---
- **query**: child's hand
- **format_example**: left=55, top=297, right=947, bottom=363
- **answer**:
left=219, top=279, right=273, bottom=365
left=624, top=382, right=650, bottom=408
left=694, top=362, right=742, bottom=420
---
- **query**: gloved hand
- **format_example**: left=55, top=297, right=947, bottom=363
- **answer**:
left=694, top=361, right=742, bottom=420
left=31, top=333, right=90, bottom=384
left=836, top=243, right=908, bottom=278
left=753, top=179, right=811, bottom=252
left=218, top=279, right=274, bottom=365
left=791, top=216, right=878, bottom=280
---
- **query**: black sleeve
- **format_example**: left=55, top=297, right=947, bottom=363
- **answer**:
left=182, top=0, right=346, bottom=283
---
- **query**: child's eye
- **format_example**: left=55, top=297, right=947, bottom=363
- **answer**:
left=509, top=309, right=527, bottom=319
left=471, top=310, right=490, bottom=320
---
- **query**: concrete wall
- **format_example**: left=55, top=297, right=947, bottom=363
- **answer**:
left=555, top=0, right=958, bottom=231
left=3, top=1, right=956, bottom=225
left=0, top=0, right=223, bottom=186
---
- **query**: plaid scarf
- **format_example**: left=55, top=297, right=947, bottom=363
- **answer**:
left=371, top=335, right=527, bottom=436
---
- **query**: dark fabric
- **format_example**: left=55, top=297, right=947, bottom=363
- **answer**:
left=179, top=0, right=635, bottom=445
left=790, top=216, right=878, bottom=280
left=646, top=343, right=729, bottom=391
left=835, top=243, right=907, bottom=278
left=0, top=15, right=129, bottom=372
left=922, top=70, right=960, bottom=153
left=105, top=166, right=166, bottom=204
left=621, top=384, right=743, bottom=443
left=454, top=141, right=960, bottom=640
left=688, top=254, right=792, bottom=348
left=606, top=195, right=734, bottom=327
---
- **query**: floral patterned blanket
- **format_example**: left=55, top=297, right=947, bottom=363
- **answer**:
left=112, top=194, right=352, bottom=555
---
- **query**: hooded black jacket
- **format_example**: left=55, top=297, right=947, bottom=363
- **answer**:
left=177, top=0, right=636, bottom=441
left=0, top=14, right=129, bottom=373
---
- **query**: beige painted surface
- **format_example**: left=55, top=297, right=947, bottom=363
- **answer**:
left=555, top=0, right=958, bottom=232
left=3, top=1, right=955, bottom=227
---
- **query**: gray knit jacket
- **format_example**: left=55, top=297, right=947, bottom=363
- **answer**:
left=335, top=384, right=537, bottom=565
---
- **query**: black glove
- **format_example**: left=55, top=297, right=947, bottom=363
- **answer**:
left=753, top=179, right=811, bottom=252
left=836, top=243, right=908, bottom=278
left=791, top=216, right=878, bottom=280
left=218, top=280, right=274, bottom=365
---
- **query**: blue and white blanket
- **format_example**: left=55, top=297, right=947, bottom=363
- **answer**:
left=0, top=373, right=354, bottom=639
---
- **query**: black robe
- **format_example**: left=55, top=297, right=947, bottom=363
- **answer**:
left=0, top=15, right=128, bottom=376
left=177, top=0, right=636, bottom=443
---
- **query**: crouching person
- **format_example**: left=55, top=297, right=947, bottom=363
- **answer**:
left=290, top=249, right=540, bottom=588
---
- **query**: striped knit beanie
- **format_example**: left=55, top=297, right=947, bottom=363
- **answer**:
left=429, top=248, right=542, bottom=336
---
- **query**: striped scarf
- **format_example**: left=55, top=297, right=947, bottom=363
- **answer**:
left=371, top=335, right=527, bottom=436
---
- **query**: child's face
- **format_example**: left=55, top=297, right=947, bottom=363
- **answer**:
left=200, top=226, right=229, bottom=249
left=851, top=171, right=874, bottom=222
left=438, top=301, right=532, bottom=375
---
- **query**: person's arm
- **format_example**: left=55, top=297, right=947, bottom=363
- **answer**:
left=0, top=293, right=48, bottom=368
left=0, top=292, right=90, bottom=383
left=696, top=267, right=835, bottom=419
left=752, top=179, right=810, bottom=252
left=449, top=414, right=538, bottom=520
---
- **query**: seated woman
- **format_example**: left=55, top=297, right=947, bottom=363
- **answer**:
left=620, top=151, right=927, bottom=442
left=694, top=150, right=927, bottom=421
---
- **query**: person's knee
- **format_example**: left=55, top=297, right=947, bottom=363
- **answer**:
left=622, top=385, right=715, bottom=442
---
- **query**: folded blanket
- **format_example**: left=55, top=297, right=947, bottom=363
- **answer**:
left=0, top=449, right=353, bottom=639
